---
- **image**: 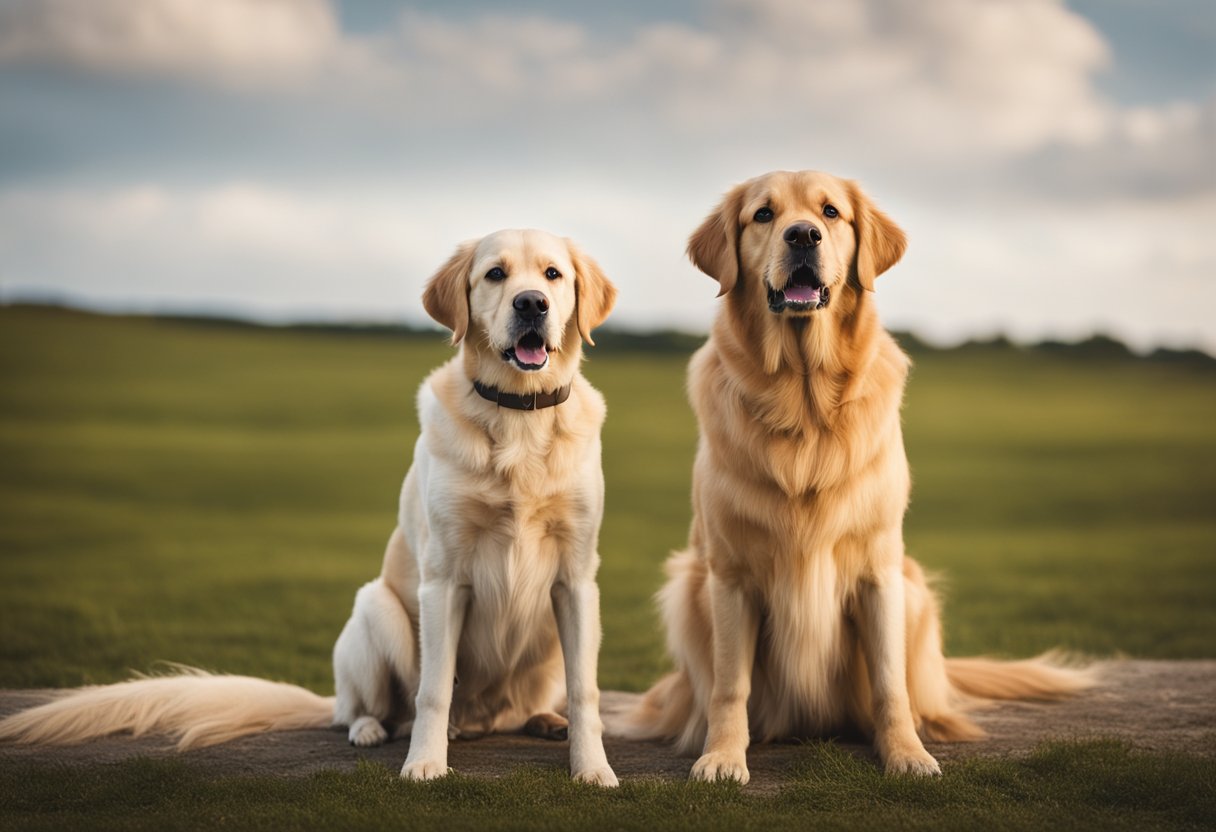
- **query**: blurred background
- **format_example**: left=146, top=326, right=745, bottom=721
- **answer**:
left=0, top=1, right=1213, bottom=694
left=0, top=0, right=1213, bottom=351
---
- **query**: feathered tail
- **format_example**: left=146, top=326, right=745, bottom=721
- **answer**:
left=614, top=670, right=705, bottom=754
left=945, top=650, right=1096, bottom=702
left=0, top=667, right=335, bottom=749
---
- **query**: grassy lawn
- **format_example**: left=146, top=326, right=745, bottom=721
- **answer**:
left=1, top=304, right=1214, bottom=829
left=2, top=740, right=1213, bottom=832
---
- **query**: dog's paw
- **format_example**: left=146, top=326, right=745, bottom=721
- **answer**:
left=882, top=746, right=941, bottom=777
left=400, top=758, right=449, bottom=781
left=690, top=751, right=750, bottom=784
left=524, top=712, right=570, bottom=741
left=348, top=716, right=388, bottom=747
left=573, top=766, right=619, bottom=788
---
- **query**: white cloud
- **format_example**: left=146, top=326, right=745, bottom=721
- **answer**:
left=1008, top=94, right=1216, bottom=200
left=668, top=0, right=1114, bottom=155
left=0, top=0, right=1121, bottom=157
left=0, top=0, right=350, bottom=86
left=348, top=0, right=1118, bottom=162
left=0, top=0, right=1202, bottom=176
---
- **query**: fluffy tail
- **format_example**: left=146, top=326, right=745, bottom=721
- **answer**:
left=614, top=670, right=705, bottom=754
left=0, top=667, right=335, bottom=749
left=946, top=650, right=1097, bottom=702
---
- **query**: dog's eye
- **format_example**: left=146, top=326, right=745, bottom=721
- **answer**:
left=545, top=267, right=562, bottom=280
left=823, top=204, right=839, bottom=219
left=754, top=206, right=774, bottom=223
left=485, top=267, right=506, bottom=281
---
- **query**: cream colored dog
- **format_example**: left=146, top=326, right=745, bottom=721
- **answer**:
left=339, top=229, right=619, bottom=784
left=624, top=171, right=1091, bottom=781
left=0, top=229, right=620, bottom=786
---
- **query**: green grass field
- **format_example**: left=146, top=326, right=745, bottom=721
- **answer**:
left=1, top=304, right=1214, bottom=830
left=4, top=741, right=1213, bottom=832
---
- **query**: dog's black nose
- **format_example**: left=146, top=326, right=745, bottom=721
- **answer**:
left=512, top=290, right=549, bottom=320
left=783, top=223, right=822, bottom=248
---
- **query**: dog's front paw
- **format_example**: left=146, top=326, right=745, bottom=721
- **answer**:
left=573, top=765, right=619, bottom=788
left=690, top=750, right=749, bottom=784
left=348, top=716, right=388, bottom=747
left=400, top=758, right=450, bottom=781
left=882, top=745, right=941, bottom=776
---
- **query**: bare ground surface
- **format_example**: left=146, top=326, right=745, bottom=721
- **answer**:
left=2, top=661, right=1213, bottom=794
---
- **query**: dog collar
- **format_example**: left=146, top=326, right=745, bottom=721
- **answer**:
left=473, top=380, right=571, bottom=411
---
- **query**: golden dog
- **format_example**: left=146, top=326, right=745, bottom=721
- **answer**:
left=625, top=171, right=1091, bottom=780
left=0, top=229, right=621, bottom=786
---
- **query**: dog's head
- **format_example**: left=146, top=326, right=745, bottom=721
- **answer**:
left=689, top=170, right=906, bottom=320
left=422, top=229, right=616, bottom=384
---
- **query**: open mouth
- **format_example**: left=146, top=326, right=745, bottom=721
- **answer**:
left=503, top=330, right=550, bottom=371
left=767, top=265, right=830, bottom=313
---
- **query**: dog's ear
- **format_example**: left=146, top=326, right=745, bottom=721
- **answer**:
left=687, top=184, right=746, bottom=296
left=568, top=239, right=617, bottom=346
left=847, top=180, right=907, bottom=292
left=422, top=241, right=477, bottom=345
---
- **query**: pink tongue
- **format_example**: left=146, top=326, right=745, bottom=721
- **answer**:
left=784, top=285, right=820, bottom=304
left=515, top=343, right=548, bottom=365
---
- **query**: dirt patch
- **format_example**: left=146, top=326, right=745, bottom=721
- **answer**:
left=2, top=661, right=1212, bottom=793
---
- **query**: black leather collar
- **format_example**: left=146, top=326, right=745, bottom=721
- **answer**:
left=473, top=379, right=571, bottom=411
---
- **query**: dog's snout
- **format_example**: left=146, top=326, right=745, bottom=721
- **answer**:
left=512, top=290, right=549, bottom=320
left=783, top=223, right=822, bottom=248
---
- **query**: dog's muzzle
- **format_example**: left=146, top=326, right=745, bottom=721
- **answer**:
left=768, top=264, right=831, bottom=313
left=503, top=329, right=551, bottom=371
left=502, top=291, right=553, bottom=371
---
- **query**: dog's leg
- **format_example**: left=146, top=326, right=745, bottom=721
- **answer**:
left=857, top=563, right=941, bottom=776
left=334, top=610, right=390, bottom=746
left=400, top=580, right=468, bottom=781
left=552, top=580, right=618, bottom=787
left=690, top=571, right=758, bottom=784
left=334, top=578, right=417, bottom=748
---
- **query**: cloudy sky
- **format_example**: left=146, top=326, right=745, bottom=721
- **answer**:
left=0, top=0, right=1213, bottom=350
